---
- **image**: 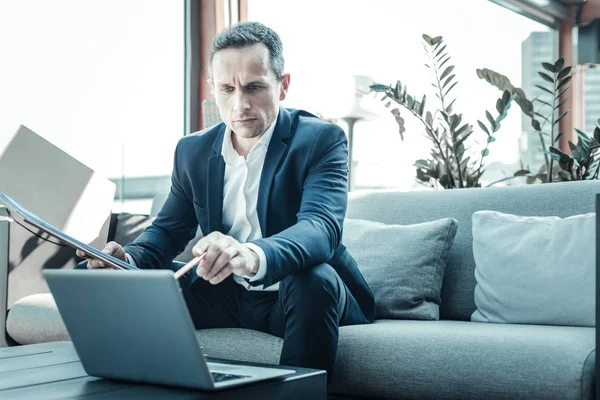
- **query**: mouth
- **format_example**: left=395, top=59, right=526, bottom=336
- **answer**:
left=233, top=118, right=257, bottom=123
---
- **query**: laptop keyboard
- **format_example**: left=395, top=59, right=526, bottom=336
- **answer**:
left=211, top=371, right=250, bottom=383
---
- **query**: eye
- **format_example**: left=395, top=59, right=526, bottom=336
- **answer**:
left=221, top=86, right=234, bottom=93
left=247, top=84, right=262, bottom=92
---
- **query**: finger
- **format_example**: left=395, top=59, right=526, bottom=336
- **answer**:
left=88, top=257, right=106, bottom=269
left=204, top=246, right=238, bottom=281
left=192, top=232, right=222, bottom=257
left=76, top=249, right=86, bottom=258
left=197, top=238, right=231, bottom=278
left=104, top=242, right=120, bottom=255
left=209, top=265, right=233, bottom=285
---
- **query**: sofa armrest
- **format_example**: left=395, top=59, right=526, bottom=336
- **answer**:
left=1, top=207, right=10, bottom=347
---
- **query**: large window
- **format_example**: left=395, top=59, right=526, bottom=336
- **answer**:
left=0, top=1, right=184, bottom=212
left=248, top=0, right=555, bottom=190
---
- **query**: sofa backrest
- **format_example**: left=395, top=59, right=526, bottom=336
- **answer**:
left=345, top=180, right=600, bottom=321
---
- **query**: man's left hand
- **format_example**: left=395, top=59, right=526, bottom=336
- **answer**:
left=192, top=232, right=259, bottom=285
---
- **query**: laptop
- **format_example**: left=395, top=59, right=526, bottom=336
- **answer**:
left=43, top=269, right=295, bottom=390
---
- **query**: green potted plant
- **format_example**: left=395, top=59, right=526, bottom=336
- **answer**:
left=370, top=34, right=513, bottom=189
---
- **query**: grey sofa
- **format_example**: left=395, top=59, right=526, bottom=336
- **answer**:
left=4, top=180, right=598, bottom=399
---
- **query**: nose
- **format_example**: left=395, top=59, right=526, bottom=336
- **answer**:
left=232, top=90, right=250, bottom=112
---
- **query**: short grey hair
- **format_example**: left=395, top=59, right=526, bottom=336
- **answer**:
left=209, top=21, right=285, bottom=81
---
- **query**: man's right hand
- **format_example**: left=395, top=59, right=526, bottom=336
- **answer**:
left=76, top=241, right=127, bottom=269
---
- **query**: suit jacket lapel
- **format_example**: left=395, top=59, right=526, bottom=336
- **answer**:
left=207, top=125, right=226, bottom=233
left=257, top=107, right=292, bottom=236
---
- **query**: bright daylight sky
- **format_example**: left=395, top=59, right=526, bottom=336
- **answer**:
left=0, top=1, right=550, bottom=195
left=249, top=0, right=552, bottom=188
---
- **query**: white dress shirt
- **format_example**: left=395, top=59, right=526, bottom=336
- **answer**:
left=221, top=117, right=278, bottom=291
left=125, top=117, right=278, bottom=291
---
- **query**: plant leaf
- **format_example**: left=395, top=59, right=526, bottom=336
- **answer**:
left=514, top=169, right=531, bottom=177
left=478, top=120, right=490, bottom=135
left=426, top=111, right=433, bottom=126
left=555, top=97, right=571, bottom=111
left=533, top=111, right=550, bottom=123
left=542, top=62, right=555, bottom=73
left=456, top=123, right=471, bottom=138
left=422, top=34, right=433, bottom=45
left=441, top=111, right=450, bottom=125
left=557, top=66, right=571, bottom=80
left=496, top=98, right=504, bottom=114
left=439, top=56, right=451, bottom=70
left=538, top=72, right=554, bottom=83
left=419, top=94, right=426, bottom=116
left=443, top=74, right=456, bottom=89
left=446, top=98, right=457, bottom=114
left=555, top=110, right=569, bottom=125
left=557, top=75, right=572, bottom=89
left=444, top=82, right=458, bottom=97
left=370, top=84, right=389, bottom=92
left=451, top=114, right=463, bottom=131
left=534, top=84, right=553, bottom=95
left=555, top=132, right=563, bottom=144
left=440, top=66, right=455, bottom=81
left=531, top=119, right=541, bottom=131
left=456, top=132, right=472, bottom=150
left=392, top=81, right=401, bottom=98
left=486, top=110, right=496, bottom=131
left=534, top=98, right=553, bottom=108
left=501, top=90, right=511, bottom=105
left=435, top=44, right=447, bottom=58
left=481, top=148, right=489, bottom=157
left=556, top=86, right=570, bottom=99
left=554, top=58, right=565, bottom=72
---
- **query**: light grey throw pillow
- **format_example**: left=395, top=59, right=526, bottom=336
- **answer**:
left=471, top=211, right=595, bottom=327
left=342, top=218, right=458, bottom=320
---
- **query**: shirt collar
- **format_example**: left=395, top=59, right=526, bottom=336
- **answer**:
left=221, top=112, right=278, bottom=166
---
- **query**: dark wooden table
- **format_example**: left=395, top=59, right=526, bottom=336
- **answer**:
left=0, top=341, right=326, bottom=399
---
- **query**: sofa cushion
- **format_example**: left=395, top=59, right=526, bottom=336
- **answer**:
left=201, top=321, right=595, bottom=400
left=342, top=217, right=458, bottom=320
left=6, top=293, right=70, bottom=344
left=471, top=211, right=595, bottom=327
left=7, top=295, right=595, bottom=400
left=346, top=180, right=600, bottom=320
left=329, top=320, right=595, bottom=400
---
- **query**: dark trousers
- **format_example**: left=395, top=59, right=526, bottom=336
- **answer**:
left=76, top=261, right=369, bottom=382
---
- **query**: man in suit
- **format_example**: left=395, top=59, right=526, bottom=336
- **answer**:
left=77, top=21, right=375, bottom=382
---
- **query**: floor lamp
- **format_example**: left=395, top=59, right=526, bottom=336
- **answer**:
left=341, top=102, right=379, bottom=192
left=342, top=116, right=361, bottom=192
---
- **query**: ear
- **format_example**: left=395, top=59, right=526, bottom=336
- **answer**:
left=208, top=79, right=215, bottom=95
left=279, top=74, right=291, bottom=101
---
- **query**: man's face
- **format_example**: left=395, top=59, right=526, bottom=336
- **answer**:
left=210, top=44, right=289, bottom=140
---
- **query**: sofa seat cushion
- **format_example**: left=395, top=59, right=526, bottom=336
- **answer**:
left=7, top=296, right=595, bottom=400
left=7, top=293, right=70, bottom=344
left=328, top=320, right=594, bottom=400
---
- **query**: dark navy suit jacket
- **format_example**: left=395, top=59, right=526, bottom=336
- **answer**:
left=124, top=107, right=375, bottom=322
